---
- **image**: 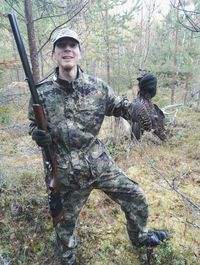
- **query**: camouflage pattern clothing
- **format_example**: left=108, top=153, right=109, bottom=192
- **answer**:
left=28, top=68, right=148, bottom=265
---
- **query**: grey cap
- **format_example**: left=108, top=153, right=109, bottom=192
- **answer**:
left=52, top=28, right=80, bottom=45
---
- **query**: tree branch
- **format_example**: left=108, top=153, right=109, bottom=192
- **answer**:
left=4, top=0, right=24, bottom=18
left=171, top=0, right=200, bottom=32
left=150, top=163, right=200, bottom=212
left=33, top=11, right=73, bottom=22
left=36, top=0, right=89, bottom=56
left=170, top=213, right=200, bottom=229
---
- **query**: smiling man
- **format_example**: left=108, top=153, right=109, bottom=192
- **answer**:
left=52, top=29, right=81, bottom=80
left=28, top=29, right=168, bottom=265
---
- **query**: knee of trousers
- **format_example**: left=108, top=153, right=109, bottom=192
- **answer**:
left=122, top=186, right=148, bottom=219
left=55, top=219, right=78, bottom=250
left=129, top=184, right=148, bottom=206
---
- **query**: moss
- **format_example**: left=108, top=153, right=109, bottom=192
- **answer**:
left=0, top=99, right=199, bottom=265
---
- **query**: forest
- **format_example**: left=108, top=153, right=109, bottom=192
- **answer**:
left=0, top=0, right=200, bottom=265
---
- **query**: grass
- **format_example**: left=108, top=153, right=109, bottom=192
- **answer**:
left=0, top=102, right=200, bottom=264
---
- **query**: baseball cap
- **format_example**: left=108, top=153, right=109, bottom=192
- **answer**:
left=52, top=28, right=80, bottom=45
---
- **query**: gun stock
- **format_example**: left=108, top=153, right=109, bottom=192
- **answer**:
left=32, top=104, right=48, bottom=131
left=8, top=13, right=63, bottom=226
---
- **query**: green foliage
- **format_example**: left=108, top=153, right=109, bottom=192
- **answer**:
left=1, top=1, right=200, bottom=264
left=151, top=5, right=200, bottom=79
left=137, top=241, right=194, bottom=265
left=106, top=136, right=130, bottom=159
left=1, top=106, right=200, bottom=265
left=155, top=242, right=186, bottom=265
left=0, top=105, right=12, bottom=124
left=0, top=170, right=54, bottom=265
left=82, top=0, right=141, bottom=92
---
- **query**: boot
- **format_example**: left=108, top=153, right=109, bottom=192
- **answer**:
left=136, top=230, right=169, bottom=247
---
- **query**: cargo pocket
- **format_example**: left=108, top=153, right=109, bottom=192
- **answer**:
left=85, top=147, right=113, bottom=180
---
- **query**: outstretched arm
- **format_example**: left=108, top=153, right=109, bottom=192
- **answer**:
left=104, top=82, right=152, bottom=132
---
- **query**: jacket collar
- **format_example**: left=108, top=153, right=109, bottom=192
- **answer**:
left=52, top=66, right=83, bottom=92
left=53, top=66, right=83, bottom=83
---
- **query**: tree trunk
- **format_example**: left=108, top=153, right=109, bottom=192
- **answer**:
left=24, top=0, right=40, bottom=83
left=171, top=81, right=175, bottom=105
left=183, top=73, right=192, bottom=105
left=105, top=8, right=111, bottom=85
left=170, top=9, right=179, bottom=105
left=197, top=91, right=200, bottom=109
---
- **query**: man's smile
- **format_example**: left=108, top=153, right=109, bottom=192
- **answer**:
left=62, top=56, right=73, bottom=59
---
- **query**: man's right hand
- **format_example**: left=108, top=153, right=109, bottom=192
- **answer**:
left=32, top=128, right=52, bottom=147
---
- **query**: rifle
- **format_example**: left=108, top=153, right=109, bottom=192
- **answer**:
left=8, top=14, right=63, bottom=226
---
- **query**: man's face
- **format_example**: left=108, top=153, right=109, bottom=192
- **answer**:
left=53, top=37, right=81, bottom=71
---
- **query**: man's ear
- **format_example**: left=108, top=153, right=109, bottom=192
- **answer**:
left=52, top=53, right=57, bottom=64
left=78, top=47, right=83, bottom=60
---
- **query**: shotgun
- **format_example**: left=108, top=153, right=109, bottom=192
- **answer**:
left=8, top=13, right=63, bottom=226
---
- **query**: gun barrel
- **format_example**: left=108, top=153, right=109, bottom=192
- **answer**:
left=8, top=14, right=63, bottom=226
left=8, top=14, right=39, bottom=104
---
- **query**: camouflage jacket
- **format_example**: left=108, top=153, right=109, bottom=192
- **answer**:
left=28, top=68, right=132, bottom=167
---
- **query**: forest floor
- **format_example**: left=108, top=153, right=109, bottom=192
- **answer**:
left=0, top=92, right=200, bottom=265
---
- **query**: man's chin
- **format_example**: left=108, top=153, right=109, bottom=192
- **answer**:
left=62, top=64, right=75, bottom=71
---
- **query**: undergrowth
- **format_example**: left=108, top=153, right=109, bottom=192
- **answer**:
left=0, top=106, right=199, bottom=265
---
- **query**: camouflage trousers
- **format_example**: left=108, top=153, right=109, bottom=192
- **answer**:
left=52, top=141, right=148, bottom=265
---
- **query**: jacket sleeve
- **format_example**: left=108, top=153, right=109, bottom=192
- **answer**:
left=104, top=82, right=152, bottom=131
left=28, top=97, right=35, bottom=122
left=27, top=97, right=37, bottom=135
left=104, top=83, right=132, bottom=120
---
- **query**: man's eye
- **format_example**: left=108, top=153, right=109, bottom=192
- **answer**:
left=56, top=42, right=66, bottom=48
left=56, top=42, right=77, bottom=49
left=69, top=43, right=77, bottom=48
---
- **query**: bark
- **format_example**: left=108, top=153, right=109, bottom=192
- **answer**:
left=24, top=0, right=40, bottom=83
left=183, top=73, right=192, bottom=105
left=105, top=8, right=111, bottom=85
left=171, top=10, right=179, bottom=105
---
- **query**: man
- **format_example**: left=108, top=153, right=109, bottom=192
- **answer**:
left=28, top=28, right=168, bottom=265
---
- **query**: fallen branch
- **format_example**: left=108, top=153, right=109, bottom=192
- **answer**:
left=150, top=164, right=200, bottom=212
left=170, top=213, right=200, bottom=229
left=161, top=103, right=183, bottom=113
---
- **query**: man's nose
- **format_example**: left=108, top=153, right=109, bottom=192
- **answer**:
left=64, top=44, right=71, bottom=50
